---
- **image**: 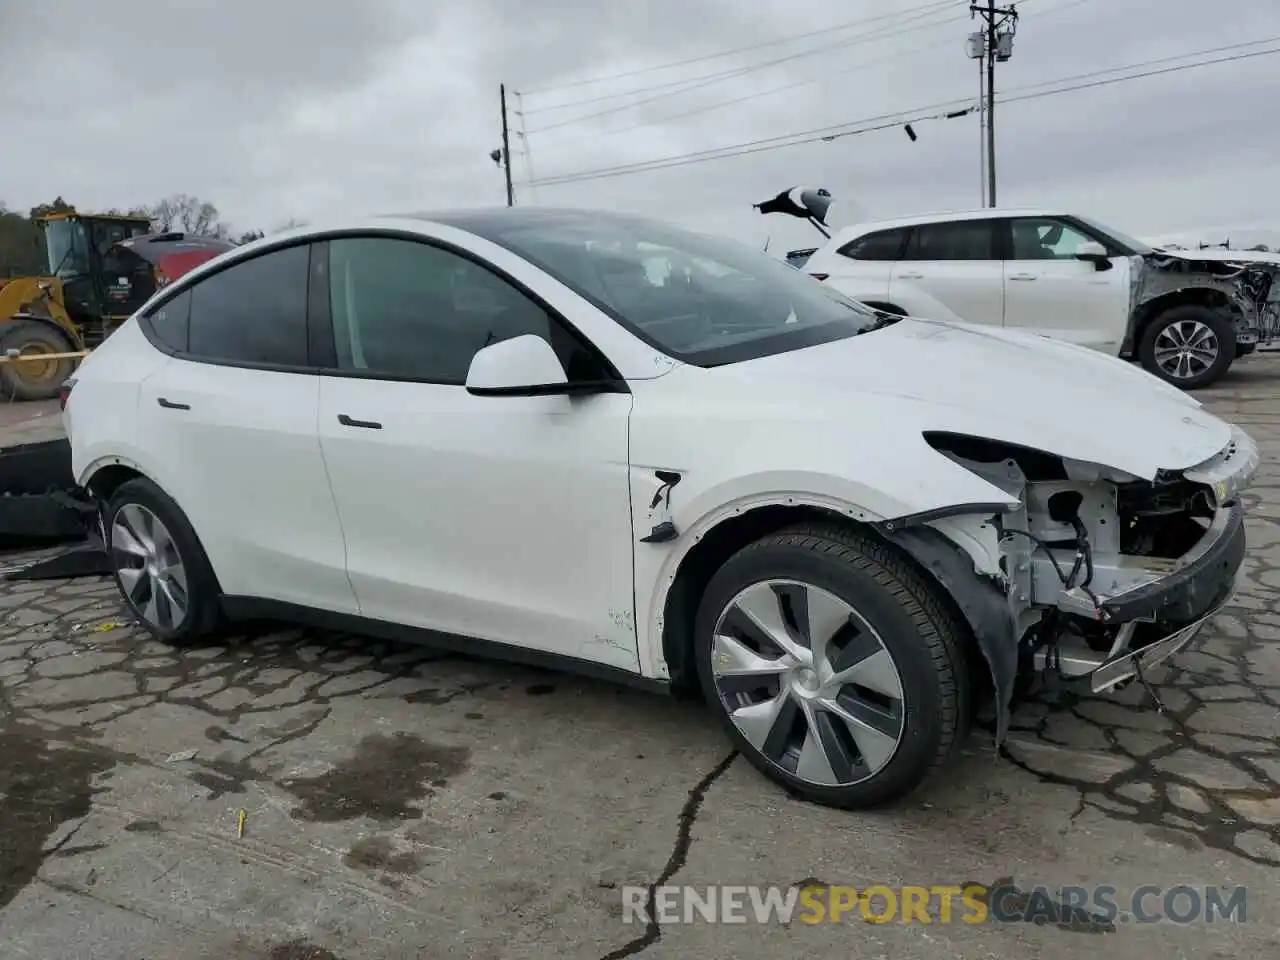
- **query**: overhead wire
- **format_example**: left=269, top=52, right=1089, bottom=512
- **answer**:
left=525, top=0, right=1089, bottom=147
left=516, top=0, right=957, bottom=98
left=526, top=42, right=1280, bottom=188
left=522, top=5, right=968, bottom=131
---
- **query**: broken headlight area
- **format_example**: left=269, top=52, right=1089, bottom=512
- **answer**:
left=923, top=428, right=1257, bottom=697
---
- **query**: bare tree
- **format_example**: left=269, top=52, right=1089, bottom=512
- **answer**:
left=148, top=193, right=229, bottom=238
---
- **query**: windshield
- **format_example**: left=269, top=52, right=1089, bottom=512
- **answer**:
left=457, top=211, right=886, bottom=366
left=1075, top=215, right=1155, bottom=256
left=43, top=218, right=91, bottom=278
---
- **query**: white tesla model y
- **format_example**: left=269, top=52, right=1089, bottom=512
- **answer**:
left=64, top=209, right=1257, bottom=808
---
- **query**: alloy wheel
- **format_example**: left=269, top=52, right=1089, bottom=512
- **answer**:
left=709, top=579, right=906, bottom=786
left=1153, top=320, right=1219, bottom=381
left=111, top=503, right=190, bottom=630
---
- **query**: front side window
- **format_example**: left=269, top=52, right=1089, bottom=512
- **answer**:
left=327, top=237, right=580, bottom=383
left=185, top=243, right=310, bottom=366
left=452, top=211, right=886, bottom=367
left=903, top=221, right=997, bottom=261
left=1010, top=217, right=1097, bottom=260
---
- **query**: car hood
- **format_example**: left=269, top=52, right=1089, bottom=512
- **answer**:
left=727, top=318, right=1231, bottom=479
left=1154, top=247, right=1280, bottom=266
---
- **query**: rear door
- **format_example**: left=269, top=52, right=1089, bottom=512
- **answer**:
left=1001, top=215, right=1132, bottom=352
left=810, top=226, right=908, bottom=302
left=135, top=242, right=358, bottom=614
left=888, top=219, right=1003, bottom=324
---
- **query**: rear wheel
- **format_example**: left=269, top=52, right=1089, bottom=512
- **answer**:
left=0, top=320, right=77, bottom=402
left=104, top=477, right=223, bottom=645
left=694, top=523, right=969, bottom=808
left=1138, top=306, right=1234, bottom=389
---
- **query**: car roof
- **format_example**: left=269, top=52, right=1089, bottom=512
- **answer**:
left=834, top=207, right=1070, bottom=237
left=398, top=206, right=662, bottom=233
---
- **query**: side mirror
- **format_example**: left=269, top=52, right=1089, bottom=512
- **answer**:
left=1074, top=241, right=1112, bottom=270
left=466, top=334, right=568, bottom=396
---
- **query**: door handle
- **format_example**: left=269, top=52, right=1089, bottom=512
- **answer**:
left=1008, top=273, right=1038, bottom=281
left=157, top=397, right=190, bottom=410
left=897, top=271, right=925, bottom=279
left=338, top=414, right=382, bottom=430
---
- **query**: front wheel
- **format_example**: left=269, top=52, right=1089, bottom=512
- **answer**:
left=694, top=523, right=970, bottom=809
left=1137, top=306, right=1234, bottom=389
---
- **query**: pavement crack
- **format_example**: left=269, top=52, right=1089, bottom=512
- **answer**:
left=598, top=750, right=737, bottom=960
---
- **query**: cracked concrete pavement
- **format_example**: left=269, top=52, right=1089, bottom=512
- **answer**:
left=1, top=359, right=1279, bottom=960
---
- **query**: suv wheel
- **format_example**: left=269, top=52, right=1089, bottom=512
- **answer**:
left=104, top=477, right=223, bottom=645
left=694, top=523, right=969, bottom=809
left=1138, top=306, right=1234, bottom=389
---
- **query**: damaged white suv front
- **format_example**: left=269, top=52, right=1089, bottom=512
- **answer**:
left=653, top=311, right=1258, bottom=808
left=898, top=420, right=1257, bottom=743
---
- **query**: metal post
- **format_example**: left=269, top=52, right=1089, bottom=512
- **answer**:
left=985, top=0, right=997, bottom=207
left=978, top=54, right=987, bottom=207
left=499, top=84, right=514, bottom=207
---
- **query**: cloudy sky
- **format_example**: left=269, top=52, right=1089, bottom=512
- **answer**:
left=5, top=0, right=1279, bottom=251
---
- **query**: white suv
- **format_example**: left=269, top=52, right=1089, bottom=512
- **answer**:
left=801, top=208, right=1280, bottom=389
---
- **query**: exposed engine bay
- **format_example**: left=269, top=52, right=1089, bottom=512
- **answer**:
left=891, top=428, right=1258, bottom=740
left=1133, top=250, right=1280, bottom=347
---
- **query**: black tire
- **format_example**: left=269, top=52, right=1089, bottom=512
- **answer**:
left=693, top=522, right=970, bottom=809
left=1137, top=306, right=1234, bottom=389
left=0, top=320, right=77, bottom=402
left=103, top=477, right=223, bottom=645
left=1235, top=342, right=1256, bottom=358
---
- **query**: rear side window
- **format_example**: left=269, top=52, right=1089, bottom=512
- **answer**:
left=186, top=244, right=311, bottom=367
left=146, top=289, right=191, bottom=352
left=903, top=221, right=996, bottom=261
left=837, top=228, right=907, bottom=261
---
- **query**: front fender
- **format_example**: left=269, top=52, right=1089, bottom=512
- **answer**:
left=633, top=467, right=1019, bottom=681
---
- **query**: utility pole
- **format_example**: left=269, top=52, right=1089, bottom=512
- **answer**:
left=499, top=83, right=514, bottom=207
left=968, top=2, right=1018, bottom=207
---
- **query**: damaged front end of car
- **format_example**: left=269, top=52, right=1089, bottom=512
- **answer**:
left=1129, top=250, right=1280, bottom=351
left=880, top=427, right=1258, bottom=742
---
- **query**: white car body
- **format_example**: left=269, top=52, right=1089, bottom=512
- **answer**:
left=802, top=207, right=1280, bottom=388
left=64, top=209, right=1258, bottom=806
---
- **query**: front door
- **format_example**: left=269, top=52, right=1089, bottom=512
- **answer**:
left=1001, top=216, right=1132, bottom=352
left=312, top=234, right=639, bottom=669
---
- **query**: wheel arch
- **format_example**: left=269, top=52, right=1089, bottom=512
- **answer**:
left=1132, top=288, right=1241, bottom=345
left=87, top=463, right=227, bottom=598
left=656, top=502, right=995, bottom=728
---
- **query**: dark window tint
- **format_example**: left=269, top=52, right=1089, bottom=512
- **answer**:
left=838, top=228, right=907, bottom=261
left=327, top=237, right=562, bottom=383
left=187, top=244, right=310, bottom=366
left=903, top=221, right=996, bottom=261
left=146, top=289, right=190, bottom=352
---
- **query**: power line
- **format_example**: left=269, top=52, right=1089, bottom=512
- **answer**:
left=517, top=0, right=956, bottom=98
left=526, top=44, right=1280, bottom=188
left=526, top=0, right=1086, bottom=147
left=530, top=99, right=979, bottom=187
left=535, top=34, right=960, bottom=149
left=523, top=5, right=965, bottom=130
